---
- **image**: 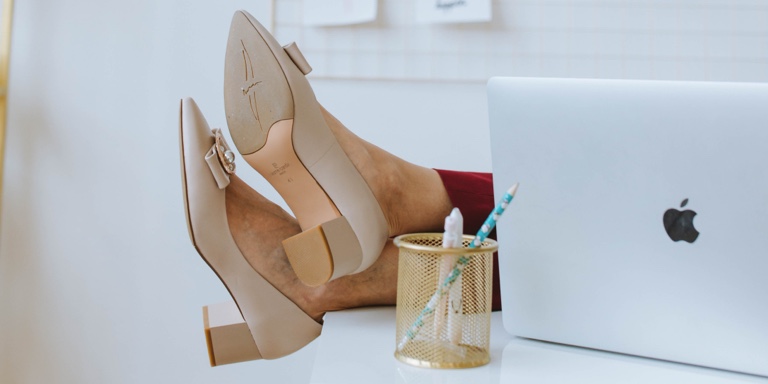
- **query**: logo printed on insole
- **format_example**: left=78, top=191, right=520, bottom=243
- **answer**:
left=270, top=162, right=291, bottom=177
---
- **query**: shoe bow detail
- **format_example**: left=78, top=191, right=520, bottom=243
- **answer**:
left=283, top=42, right=312, bottom=75
left=205, top=128, right=236, bottom=189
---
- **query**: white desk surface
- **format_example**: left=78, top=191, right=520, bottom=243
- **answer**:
left=309, top=307, right=767, bottom=384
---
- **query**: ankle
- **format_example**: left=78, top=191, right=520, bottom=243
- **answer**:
left=294, top=285, right=329, bottom=322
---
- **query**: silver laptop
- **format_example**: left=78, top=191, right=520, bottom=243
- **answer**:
left=489, top=77, right=768, bottom=376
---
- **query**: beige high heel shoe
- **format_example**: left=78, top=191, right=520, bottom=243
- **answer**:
left=180, top=97, right=321, bottom=364
left=223, top=10, right=388, bottom=287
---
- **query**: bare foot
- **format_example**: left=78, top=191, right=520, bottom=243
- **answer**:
left=225, top=175, right=399, bottom=321
left=320, top=106, right=453, bottom=237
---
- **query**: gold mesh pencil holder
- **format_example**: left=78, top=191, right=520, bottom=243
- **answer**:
left=393, top=233, right=498, bottom=369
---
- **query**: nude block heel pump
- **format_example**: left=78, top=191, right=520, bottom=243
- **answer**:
left=180, top=98, right=321, bottom=362
left=224, top=10, right=388, bottom=286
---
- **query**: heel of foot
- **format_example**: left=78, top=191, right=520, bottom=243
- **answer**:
left=204, top=302, right=262, bottom=366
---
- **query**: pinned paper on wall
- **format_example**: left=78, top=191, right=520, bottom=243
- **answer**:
left=303, top=0, right=378, bottom=26
left=415, top=0, right=492, bottom=24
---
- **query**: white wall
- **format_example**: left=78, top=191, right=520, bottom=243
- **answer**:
left=0, top=1, right=489, bottom=383
left=274, top=0, right=768, bottom=82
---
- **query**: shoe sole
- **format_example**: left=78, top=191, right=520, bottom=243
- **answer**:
left=224, top=10, right=387, bottom=286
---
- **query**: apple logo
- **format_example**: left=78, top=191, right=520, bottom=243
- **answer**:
left=663, top=198, right=699, bottom=243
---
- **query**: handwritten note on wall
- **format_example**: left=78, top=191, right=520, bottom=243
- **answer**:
left=415, top=0, right=492, bottom=24
left=303, top=0, right=378, bottom=26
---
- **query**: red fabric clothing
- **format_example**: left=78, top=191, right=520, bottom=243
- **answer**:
left=434, top=169, right=501, bottom=311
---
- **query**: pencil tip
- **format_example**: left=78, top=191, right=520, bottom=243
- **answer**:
left=507, top=183, right=519, bottom=196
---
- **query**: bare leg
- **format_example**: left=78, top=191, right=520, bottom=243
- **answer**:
left=313, top=241, right=399, bottom=312
left=321, top=106, right=454, bottom=237
left=227, top=175, right=400, bottom=321
left=226, top=107, right=456, bottom=320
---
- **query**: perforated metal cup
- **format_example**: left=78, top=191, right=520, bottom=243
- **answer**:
left=393, top=233, right=497, bottom=368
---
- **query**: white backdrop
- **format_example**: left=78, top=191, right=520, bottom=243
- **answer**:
left=0, top=1, right=489, bottom=383
left=5, top=0, right=764, bottom=382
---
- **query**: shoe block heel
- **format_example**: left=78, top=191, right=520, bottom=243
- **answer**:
left=203, top=301, right=261, bottom=367
left=282, top=216, right=363, bottom=287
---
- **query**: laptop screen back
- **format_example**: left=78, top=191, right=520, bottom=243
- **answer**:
left=489, top=77, right=768, bottom=376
